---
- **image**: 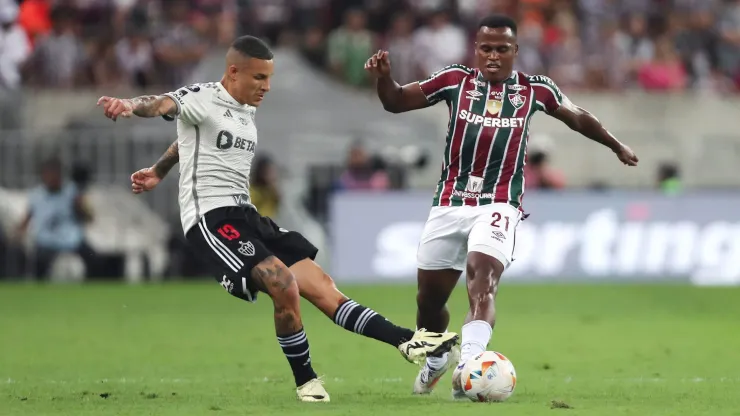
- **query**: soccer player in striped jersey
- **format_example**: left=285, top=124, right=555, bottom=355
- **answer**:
left=365, top=14, right=639, bottom=398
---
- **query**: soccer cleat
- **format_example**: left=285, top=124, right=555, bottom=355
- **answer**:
left=413, top=345, right=459, bottom=395
left=398, top=329, right=460, bottom=365
left=451, top=362, right=467, bottom=400
left=296, top=378, right=330, bottom=402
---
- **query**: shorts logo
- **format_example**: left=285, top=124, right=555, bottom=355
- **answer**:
left=492, top=230, right=506, bottom=242
left=238, top=241, right=255, bottom=257
left=220, top=275, right=234, bottom=293
left=278, top=227, right=289, bottom=233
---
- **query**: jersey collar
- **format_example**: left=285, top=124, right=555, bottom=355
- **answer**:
left=475, top=70, right=517, bottom=87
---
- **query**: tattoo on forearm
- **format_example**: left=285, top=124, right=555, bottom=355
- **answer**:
left=153, top=141, right=179, bottom=179
left=131, top=95, right=166, bottom=117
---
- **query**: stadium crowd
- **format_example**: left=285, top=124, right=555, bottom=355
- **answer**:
left=1, top=0, right=740, bottom=92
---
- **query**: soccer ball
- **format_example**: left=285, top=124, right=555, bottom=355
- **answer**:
left=459, top=351, right=517, bottom=402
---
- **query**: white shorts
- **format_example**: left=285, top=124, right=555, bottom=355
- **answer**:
left=417, top=203, right=522, bottom=271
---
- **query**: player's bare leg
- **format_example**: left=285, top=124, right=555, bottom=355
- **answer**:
left=450, top=251, right=504, bottom=399
left=251, top=256, right=329, bottom=402
left=289, top=259, right=459, bottom=364
left=413, top=268, right=461, bottom=394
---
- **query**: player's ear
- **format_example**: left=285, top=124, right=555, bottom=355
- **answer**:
left=514, top=44, right=519, bottom=55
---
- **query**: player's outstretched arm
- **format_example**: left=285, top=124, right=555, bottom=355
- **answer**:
left=551, top=97, right=639, bottom=166
left=131, top=140, right=178, bottom=194
left=97, top=94, right=178, bottom=121
left=365, top=50, right=430, bottom=114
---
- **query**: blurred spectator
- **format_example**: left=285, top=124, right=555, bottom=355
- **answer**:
left=115, top=25, right=154, bottom=88
left=300, top=25, right=327, bottom=68
left=719, top=0, right=740, bottom=84
left=619, top=14, right=655, bottom=87
left=153, top=0, right=207, bottom=89
left=327, top=8, right=374, bottom=87
left=15, top=158, right=96, bottom=280
left=412, top=9, right=466, bottom=79
left=0, top=0, right=30, bottom=129
left=656, top=162, right=682, bottom=195
left=546, top=9, right=586, bottom=89
left=250, top=156, right=282, bottom=219
left=638, top=35, right=688, bottom=91
left=515, top=15, right=546, bottom=75
left=523, top=151, right=566, bottom=190
left=336, top=141, right=390, bottom=191
left=17, top=0, right=51, bottom=46
left=24, top=5, right=87, bottom=88
left=385, top=12, right=416, bottom=85
left=247, top=0, right=291, bottom=46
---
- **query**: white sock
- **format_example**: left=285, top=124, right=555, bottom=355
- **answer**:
left=459, top=320, right=492, bottom=364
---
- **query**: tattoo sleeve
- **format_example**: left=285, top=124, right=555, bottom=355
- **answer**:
left=130, top=95, right=177, bottom=118
left=153, top=141, right=179, bottom=179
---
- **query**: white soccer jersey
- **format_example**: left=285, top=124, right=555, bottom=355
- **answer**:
left=163, top=82, right=258, bottom=234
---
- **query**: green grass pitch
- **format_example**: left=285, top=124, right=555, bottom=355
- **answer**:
left=1, top=282, right=739, bottom=416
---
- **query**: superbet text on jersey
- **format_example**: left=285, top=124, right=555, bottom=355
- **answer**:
left=419, top=65, right=564, bottom=210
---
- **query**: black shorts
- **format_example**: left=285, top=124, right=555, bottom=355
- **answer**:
left=186, top=206, right=318, bottom=302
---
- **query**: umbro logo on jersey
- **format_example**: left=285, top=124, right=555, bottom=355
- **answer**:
left=465, top=90, right=483, bottom=101
left=224, top=110, right=233, bottom=118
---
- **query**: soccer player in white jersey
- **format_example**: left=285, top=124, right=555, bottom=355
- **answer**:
left=97, top=36, right=458, bottom=403
left=365, top=15, right=639, bottom=398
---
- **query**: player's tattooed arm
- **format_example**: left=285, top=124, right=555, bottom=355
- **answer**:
left=129, top=95, right=178, bottom=118
left=152, top=141, right=179, bottom=179
left=551, top=97, right=639, bottom=166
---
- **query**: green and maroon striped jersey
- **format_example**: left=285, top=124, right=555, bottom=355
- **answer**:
left=418, top=64, right=564, bottom=209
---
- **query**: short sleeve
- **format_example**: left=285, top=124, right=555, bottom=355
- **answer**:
left=529, top=75, right=564, bottom=114
left=163, top=84, right=208, bottom=125
left=418, top=65, right=469, bottom=105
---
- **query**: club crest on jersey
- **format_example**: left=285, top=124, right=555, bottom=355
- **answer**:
left=465, top=90, right=483, bottom=101
left=486, top=99, right=503, bottom=115
left=508, top=93, right=526, bottom=109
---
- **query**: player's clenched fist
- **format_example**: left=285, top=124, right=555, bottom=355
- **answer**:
left=97, top=96, right=134, bottom=121
left=364, top=50, right=392, bottom=78
left=130, top=167, right=161, bottom=194
left=614, top=143, right=639, bottom=166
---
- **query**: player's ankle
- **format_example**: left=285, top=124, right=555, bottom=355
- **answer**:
left=427, top=352, right=448, bottom=370
left=459, top=320, right=492, bottom=362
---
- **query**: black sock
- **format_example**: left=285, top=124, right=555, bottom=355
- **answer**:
left=333, top=299, right=415, bottom=347
left=277, top=328, right=317, bottom=387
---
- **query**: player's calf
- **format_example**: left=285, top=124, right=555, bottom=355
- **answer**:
left=290, top=259, right=458, bottom=363
left=459, top=251, right=502, bottom=364
left=252, top=256, right=323, bottom=394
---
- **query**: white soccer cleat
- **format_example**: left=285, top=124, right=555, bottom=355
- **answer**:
left=451, top=362, right=467, bottom=400
left=399, top=329, right=460, bottom=365
left=413, top=345, right=459, bottom=395
left=296, top=378, right=330, bottom=402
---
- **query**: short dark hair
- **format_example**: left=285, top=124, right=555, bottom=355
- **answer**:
left=478, top=15, right=517, bottom=35
left=231, top=36, right=274, bottom=60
